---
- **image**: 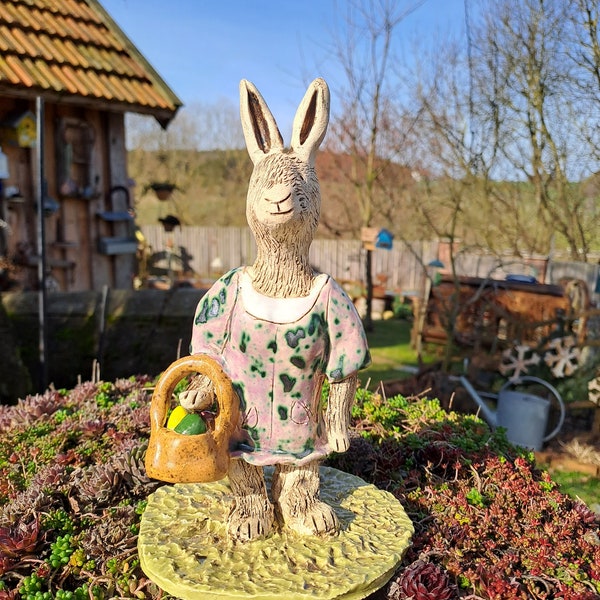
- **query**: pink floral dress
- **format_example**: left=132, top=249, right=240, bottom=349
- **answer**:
left=190, top=267, right=370, bottom=466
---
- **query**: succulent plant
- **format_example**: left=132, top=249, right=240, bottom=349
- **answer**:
left=325, top=432, right=378, bottom=479
left=73, top=463, right=122, bottom=508
left=0, top=586, right=17, bottom=599
left=65, top=381, right=102, bottom=405
left=1, top=489, right=56, bottom=527
left=114, top=375, right=152, bottom=395
left=0, top=374, right=598, bottom=599
left=32, top=462, right=71, bottom=489
left=79, top=506, right=137, bottom=560
left=390, top=560, right=457, bottom=600
left=1, top=390, right=65, bottom=429
left=0, top=464, right=69, bottom=526
left=113, top=443, right=161, bottom=495
left=0, top=555, right=15, bottom=577
left=0, top=515, right=41, bottom=558
left=68, top=418, right=106, bottom=440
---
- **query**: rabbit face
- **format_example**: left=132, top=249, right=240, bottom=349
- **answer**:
left=240, top=78, right=329, bottom=243
left=246, top=153, right=320, bottom=240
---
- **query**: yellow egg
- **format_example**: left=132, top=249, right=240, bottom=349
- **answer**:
left=166, top=405, right=188, bottom=430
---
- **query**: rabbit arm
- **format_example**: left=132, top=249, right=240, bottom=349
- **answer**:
left=324, top=374, right=358, bottom=453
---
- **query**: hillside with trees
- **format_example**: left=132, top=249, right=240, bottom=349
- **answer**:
left=131, top=143, right=599, bottom=260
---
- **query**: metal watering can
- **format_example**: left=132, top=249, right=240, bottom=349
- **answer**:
left=459, top=375, right=565, bottom=451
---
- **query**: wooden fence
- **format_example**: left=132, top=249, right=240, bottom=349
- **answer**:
left=140, top=225, right=600, bottom=303
left=140, top=225, right=438, bottom=294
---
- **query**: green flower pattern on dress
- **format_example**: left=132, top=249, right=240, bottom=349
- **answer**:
left=191, top=268, right=370, bottom=466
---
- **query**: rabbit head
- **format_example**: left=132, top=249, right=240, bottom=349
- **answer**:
left=239, top=78, right=330, bottom=297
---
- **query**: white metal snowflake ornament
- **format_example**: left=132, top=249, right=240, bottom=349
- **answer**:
left=543, top=336, right=581, bottom=378
left=588, top=377, right=600, bottom=406
left=499, top=344, right=541, bottom=381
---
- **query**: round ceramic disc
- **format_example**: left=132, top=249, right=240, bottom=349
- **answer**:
left=139, top=466, right=413, bottom=600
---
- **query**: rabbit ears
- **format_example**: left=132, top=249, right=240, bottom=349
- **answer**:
left=240, top=78, right=330, bottom=166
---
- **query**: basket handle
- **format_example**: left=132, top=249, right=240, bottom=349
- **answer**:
left=149, top=355, right=239, bottom=444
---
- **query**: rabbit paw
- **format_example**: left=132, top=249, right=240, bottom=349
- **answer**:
left=275, top=497, right=339, bottom=536
left=178, top=375, right=215, bottom=411
left=227, top=494, right=275, bottom=541
left=327, top=429, right=351, bottom=453
left=271, top=462, right=339, bottom=535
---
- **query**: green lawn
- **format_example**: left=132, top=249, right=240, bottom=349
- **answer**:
left=359, top=318, right=438, bottom=388
left=546, top=469, right=600, bottom=509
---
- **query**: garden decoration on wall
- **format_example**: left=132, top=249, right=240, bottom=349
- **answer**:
left=139, top=78, right=413, bottom=599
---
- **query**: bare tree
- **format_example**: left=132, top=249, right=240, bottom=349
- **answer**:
left=126, top=100, right=244, bottom=151
left=324, top=0, right=425, bottom=331
left=126, top=101, right=249, bottom=225
left=469, top=0, right=598, bottom=261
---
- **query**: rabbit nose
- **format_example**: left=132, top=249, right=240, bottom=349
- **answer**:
left=272, top=195, right=291, bottom=212
left=264, top=186, right=294, bottom=213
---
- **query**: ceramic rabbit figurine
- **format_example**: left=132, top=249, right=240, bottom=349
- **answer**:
left=181, top=78, right=370, bottom=541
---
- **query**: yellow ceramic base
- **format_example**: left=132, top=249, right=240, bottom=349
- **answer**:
left=138, top=466, right=413, bottom=600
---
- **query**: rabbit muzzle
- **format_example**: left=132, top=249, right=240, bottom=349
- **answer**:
left=251, top=182, right=305, bottom=228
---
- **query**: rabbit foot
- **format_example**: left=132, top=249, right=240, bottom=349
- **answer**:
left=227, top=494, right=275, bottom=541
left=275, top=497, right=339, bottom=536
left=272, top=461, right=339, bottom=536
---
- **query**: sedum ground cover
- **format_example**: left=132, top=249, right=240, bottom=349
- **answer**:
left=0, top=377, right=598, bottom=600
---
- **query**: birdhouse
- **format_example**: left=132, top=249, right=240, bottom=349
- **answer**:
left=375, top=228, right=393, bottom=249
left=361, top=227, right=394, bottom=250
left=361, top=227, right=379, bottom=251
left=1, top=111, right=37, bottom=148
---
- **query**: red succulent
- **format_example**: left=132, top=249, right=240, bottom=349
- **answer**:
left=0, top=555, right=14, bottom=576
left=0, top=516, right=40, bottom=558
left=391, top=560, right=457, bottom=600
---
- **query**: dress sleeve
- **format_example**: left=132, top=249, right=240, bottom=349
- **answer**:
left=190, top=268, right=240, bottom=356
left=325, top=279, right=371, bottom=381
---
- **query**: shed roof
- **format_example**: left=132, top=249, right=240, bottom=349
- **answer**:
left=0, top=0, right=182, bottom=127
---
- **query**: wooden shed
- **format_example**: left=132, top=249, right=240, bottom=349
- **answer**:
left=0, top=0, right=182, bottom=291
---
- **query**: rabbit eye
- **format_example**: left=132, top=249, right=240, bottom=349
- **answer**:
left=297, top=195, right=308, bottom=210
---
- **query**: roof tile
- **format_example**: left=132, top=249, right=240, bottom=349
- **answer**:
left=6, top=55, right=36, bottom=87
left=0, top=5, right=16, bottom=25
left=0, top=56, right=22, bottom=84
left=36, top=33, right=60, bottom=61
left=49, top=63, right=73, bottom=92
left=13, top=28, right=41, bottom=56
left=87, top=71, right=113, bottom=99
left=0, top=0, right=181, bottom=122
left=34, top=58, right=63, bottom=88
left=22, top=57, right=51, bottom=88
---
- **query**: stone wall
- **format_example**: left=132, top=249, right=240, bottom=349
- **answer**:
left=0, top=288, right=206, bottom=401
left=0, top=298, right=31, bottom=403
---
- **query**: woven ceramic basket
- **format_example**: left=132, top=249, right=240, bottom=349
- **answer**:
left=145, top=355, right=241, bottom=484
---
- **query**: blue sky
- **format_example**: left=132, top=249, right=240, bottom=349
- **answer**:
left=101, top=0, right=466, bottom=136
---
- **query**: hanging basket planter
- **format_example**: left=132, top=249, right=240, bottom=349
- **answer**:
left=158, top=215, right=181, bottom=232
left=149, top=182, right=176, bottom=201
